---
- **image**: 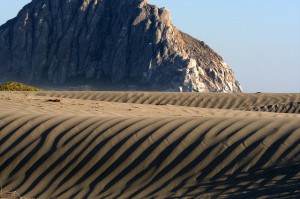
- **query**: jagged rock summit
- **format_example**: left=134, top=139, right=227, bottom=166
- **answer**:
left=0, top=0, right=242, bottom=92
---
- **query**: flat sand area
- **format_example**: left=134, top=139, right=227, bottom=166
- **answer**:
left=0, top=91, right=300, bottom=198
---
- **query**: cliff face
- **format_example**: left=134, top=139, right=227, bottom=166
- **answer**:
left=0, top=0, right=242, bottom=92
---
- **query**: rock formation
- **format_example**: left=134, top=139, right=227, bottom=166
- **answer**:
left=0, top=0, right=242, bottom=92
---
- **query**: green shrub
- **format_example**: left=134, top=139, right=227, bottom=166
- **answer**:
left=0, top=81, right=40, bottom=91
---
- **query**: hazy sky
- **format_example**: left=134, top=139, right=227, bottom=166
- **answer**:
left=0, top=0, right=300, bottom=93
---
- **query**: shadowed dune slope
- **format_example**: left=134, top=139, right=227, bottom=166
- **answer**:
left=240, top=102, right=300, bottom=114
left=33, top=92, right=300, bottom=113
left=1, top=113, right=300, bottom=198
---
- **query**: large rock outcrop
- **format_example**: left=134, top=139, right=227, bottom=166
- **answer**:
left=0, top=0, right=242, bottom=92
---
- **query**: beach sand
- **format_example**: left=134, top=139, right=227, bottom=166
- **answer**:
left=0, top=91, right=299, bottom=198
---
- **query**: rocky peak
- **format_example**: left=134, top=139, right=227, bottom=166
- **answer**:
left=0, top=0, right=242, bottom=92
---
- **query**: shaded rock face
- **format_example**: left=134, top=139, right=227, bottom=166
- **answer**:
left=0, top=0, right=242, bottom=92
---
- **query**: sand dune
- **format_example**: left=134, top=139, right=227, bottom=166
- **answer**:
left=0, top=91, right=300, bottom=198
left=1, top=92, right=299, bottom=119
left=33, top=91, right=300, bottom=112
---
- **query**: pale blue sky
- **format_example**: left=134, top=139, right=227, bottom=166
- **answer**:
left=0, top=0, right=300, bottom=93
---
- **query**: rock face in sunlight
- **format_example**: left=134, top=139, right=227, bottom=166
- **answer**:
left=0, top=0, right=242, bottom=92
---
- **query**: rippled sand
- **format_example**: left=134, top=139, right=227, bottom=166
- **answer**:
left=0, top=91, right=299, bottom=198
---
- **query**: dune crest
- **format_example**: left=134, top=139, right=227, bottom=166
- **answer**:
left=33, top=91, right=300, bottom=113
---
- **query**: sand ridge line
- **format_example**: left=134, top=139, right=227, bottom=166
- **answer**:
left=29, top=91, right=300, bottom=112
left=1, top=92, right=299, bottom=118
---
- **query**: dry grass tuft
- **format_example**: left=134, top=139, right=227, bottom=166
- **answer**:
left=0, top=188, right=31, bottom=199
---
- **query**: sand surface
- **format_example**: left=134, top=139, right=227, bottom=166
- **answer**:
left=0, top=91, right=300, bottom=198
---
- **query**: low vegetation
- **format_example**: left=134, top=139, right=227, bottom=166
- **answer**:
left=0, top=81, right=40, bottom=91
left=0, top=188, right=32, bottom=199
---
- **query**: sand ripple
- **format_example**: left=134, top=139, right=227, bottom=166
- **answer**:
left=0, top=113, right=300, bottom=198
left=33, top=91, right=300, bottom=113
left=0, top=91, right=300, bottom=198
